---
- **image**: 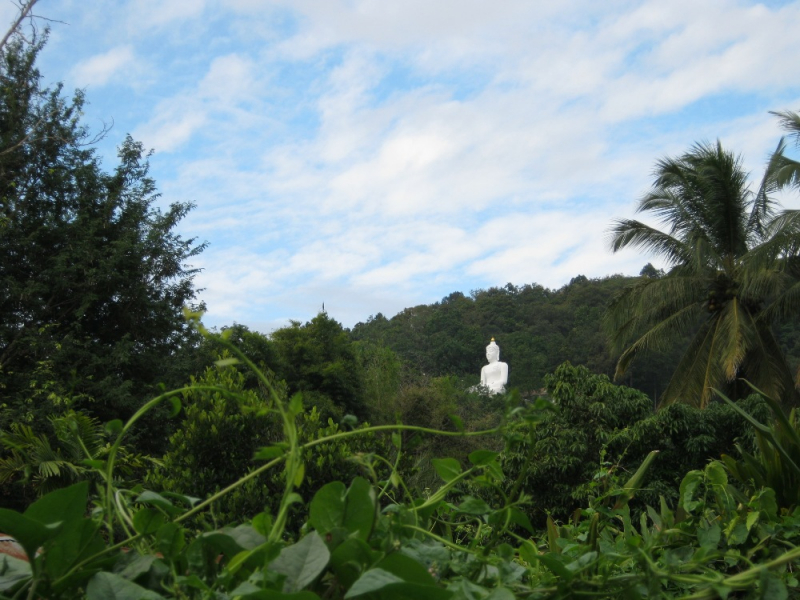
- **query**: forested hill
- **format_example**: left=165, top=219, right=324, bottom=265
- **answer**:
left=351, top=270, right=686, bottom=401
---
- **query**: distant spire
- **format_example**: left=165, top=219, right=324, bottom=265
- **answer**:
left=322, top=302, right=325, bottom=312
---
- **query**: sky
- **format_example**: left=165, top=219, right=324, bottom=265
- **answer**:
left=7, top=0, right=800, bottom=331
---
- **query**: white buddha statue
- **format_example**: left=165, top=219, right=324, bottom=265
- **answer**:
left=480, top=338, right=508, bottom=394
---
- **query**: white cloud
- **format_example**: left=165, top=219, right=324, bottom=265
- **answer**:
left=39, top=0, right=800, bottom=329
left=70, top=46, right=135, bottom=87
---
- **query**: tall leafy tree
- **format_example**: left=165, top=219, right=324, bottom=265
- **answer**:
left=0, top=34, right=205, bottom=432
left=606, top=137, right=800, bottom=407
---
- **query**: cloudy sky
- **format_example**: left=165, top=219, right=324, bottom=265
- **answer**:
left=10, top=0, right=800, bottom=330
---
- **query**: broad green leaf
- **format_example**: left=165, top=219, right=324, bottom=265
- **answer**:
left=289, top=393, right=304, bottom=415
left=374, top=553, right=435, bottom=586
left=0, top=510, right=51, bottom=563
left=309, top=481, right=346, bottom=534
left=270, top=532, right=330, bottom=593
left=254, top=444, right=288, bottom=460
left=508, top=507, right=534, bottom=534
left=43, top=517, right=104, bottom=579
left=168, top=396, right=182, bottom=417
left=156, top=523, right=185, bottom=560
left=468, top=450, right=499, bottom=466
left=136, top=491, right=181, bottom=516
left=161, top=491, right=201, bottom=508
left=343, top=478, right=375, bottom=541
left=449, top=414, right=465, bottom=432
left=236, top=591, right=321, bottom=600
left=391, top=432, right=402, bottom=449
left=223, top=525, right=266, bottom=550
left=679, top=470, right=703, bottom=513
left=133, top=508, right=166, bottom=535
left=518, top=540, right=538, bottom=565
left=104, top=419, right=123, bottom=435
left=345, top=570, right=452, bottom=600
left=535, top=553, right=573, bottom=581
left=760, top=571, right=788, bottom=600
left=344, top=569, right=403, bottom=597
left=330, top=538, right=372, bottom=589
left=85, top=572, right=165, bottom=599
left=485, top=587, right=515, bottom=600
left=24, top=480, right=89, bottom=526
left=431, top=458, right=461, bottom=483
left=705, top=461, right=727, bottom=486
left=456, top=496, right=491, bottom=515
left=294, top=462, right=306, bottom=487
left=214, top=357, right=240, bottom=367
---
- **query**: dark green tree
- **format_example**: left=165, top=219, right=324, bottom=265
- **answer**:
left=0, top=35, right=204, bottom=438
left=270, top=313, right=366, bottom=418
left=606, top=139, right=800, bottom=407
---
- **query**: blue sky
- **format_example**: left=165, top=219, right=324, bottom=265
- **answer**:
left=10, top=0, right=800, bottom=331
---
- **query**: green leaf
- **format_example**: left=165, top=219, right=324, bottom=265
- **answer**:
left=431, top=458, right=461, bottom=483
left=214, top=357, right=240, bottom=367
left=168, top=396, right=182, bottom=418
left=485, top=588, right=515, bottom=600
left=309, top=481, right=346, bottom=534
left=136, top=491, right=181, bottom=516
left=535, top=553, right=573, bottom=581
left=519, top=540, right=538, bottom=565
left=43, top=517, right=104, bottom=579
left=706, top=461, right=728, bottom=486
left=457, top=496, right=491, bottom=515
left=254, top=444, right=288, bottom=461
left=0, top=510, right=51, bottom=563
left=374, top=553, right=435, bottom=586
left=289, top=393, right=304, bottom=416
left=85, top=572, right=165, bottom=599
left=449, top=414, right=465, bottom=432
left=345, top=569, right=403, bottom=597
left=508, top=507, right=535, bottom=534
left=133, top=508, right=166, bottom=535
left=343, top=478, right=375, bottom=541
left=156, top=523, right=185, bottom=560
left=760, top=571, right=788, bottom=600
left=24, top=480, right=89, bottom=526
left=270, top=532, right=330, bottom=593
left=468, top=450, right=499, bottom=466
left=294, top=462, right=306, bottom=487
left=235, top=591, right=321, bottom=600
left=104, top=420, right=123, bottom=435
left=345, top=570, right=452, bottom=600
left=223, top=525, right=266, bottom=550
left=391, top=432, right=402, bottom=449
left=330, top=538, right=372, bottom=589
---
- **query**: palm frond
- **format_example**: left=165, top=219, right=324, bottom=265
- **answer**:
left=771, top=110, right=800, bottom=144
left=608, top=219, right=689, bottom=265
left=605, top=276, right=704, bottom=354
left=659, top=319, right=723, bottom=408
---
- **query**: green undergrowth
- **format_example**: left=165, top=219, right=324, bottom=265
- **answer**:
left=2, top=322, right=800, bottom=599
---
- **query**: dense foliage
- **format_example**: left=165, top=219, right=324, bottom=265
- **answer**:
left=503, top=363, right=770, bottom=525
left=3, top=341, right=800, bottom=599
left=0, top=35, right=205, bottom=442
left=352, top=275, right=688, bottom=400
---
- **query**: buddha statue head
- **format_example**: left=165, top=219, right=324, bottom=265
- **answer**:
left=486, top=338, right=500, bottom=363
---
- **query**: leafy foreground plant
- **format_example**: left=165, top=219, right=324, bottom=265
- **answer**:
left=2, top=329, right=800, bottom=598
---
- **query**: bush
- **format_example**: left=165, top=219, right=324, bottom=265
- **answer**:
left=502, top=362, right=762, bottom=523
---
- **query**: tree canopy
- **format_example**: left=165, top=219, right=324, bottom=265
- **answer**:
left=606, top=136, right=800, bottom=407
left=0, top=34, right=205, bottom=436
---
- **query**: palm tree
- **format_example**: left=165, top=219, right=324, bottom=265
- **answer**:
left=605, top=134, right=800, bottom=408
